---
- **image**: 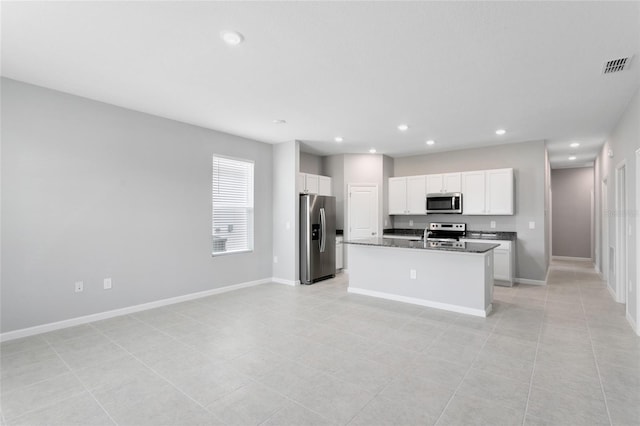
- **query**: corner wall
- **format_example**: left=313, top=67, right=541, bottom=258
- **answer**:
left=0, top=78, right=274, bottom=333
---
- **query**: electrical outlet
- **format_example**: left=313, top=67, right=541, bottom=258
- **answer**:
left=410, top=269, right=417, bottom=279
left=490, top=221, right=496, bottom=229
left=529, top=221, right=536, bottom=230
left=103, top=278, right=112, bottom=290
left=75, top=281, right=83, bottom=293
left=273, top=256, right=278, bottom=264
left=409, top=220, right=414, bottom=226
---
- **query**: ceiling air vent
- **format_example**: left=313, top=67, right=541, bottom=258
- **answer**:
left=603, top=57, right=631, bottom=74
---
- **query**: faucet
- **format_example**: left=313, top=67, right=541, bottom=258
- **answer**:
left=423, top=227, right=430, bottom=241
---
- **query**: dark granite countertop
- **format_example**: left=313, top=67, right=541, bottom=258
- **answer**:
left=463, top=230, right=517, bottom=241
left=345, top=238, right=499, bottom=253
left=382, top=228, right=517, bottom=241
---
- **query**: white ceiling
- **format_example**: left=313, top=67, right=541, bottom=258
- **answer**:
left=2, top=2, right=639, bottom=168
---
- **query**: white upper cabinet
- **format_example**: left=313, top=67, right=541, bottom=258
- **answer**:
left=426, top=173, right=461, bottom=194
left=299, top=173, right=332, bottom=196
left=305, top=174, right=319, bottom=194
left=406, top=176, right=427, bottom=213
left=462, top=168, right=513, bottom=215
left=388, top=177, right=408, bottom=214
left=461, top=171, right=486, bottom=214
left=443, top=173, right=462, bottom=193
left=318, top=176, right=332, bottom=196
left=486, top=168, right=514, bottom=215
left=388, top=176, right=426, bottom=215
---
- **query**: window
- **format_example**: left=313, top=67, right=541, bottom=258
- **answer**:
left=212, top=155, right=254, bottom=255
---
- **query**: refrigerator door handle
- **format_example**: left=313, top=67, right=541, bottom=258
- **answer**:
left=320, top=207, right=326, bottom=253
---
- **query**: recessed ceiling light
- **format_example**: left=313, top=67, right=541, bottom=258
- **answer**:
left=221, top=30, right=244, bottom=46
left=569, top=156, right=577, bottom=160
left=426, top=140, right=435, bottom=146
left=272, top=119, right=286, bottom=124
left=570, top=142, right=580, bottom=148
left=495, top=129, right=506, bottom=135
left=335, top=137, right=343, bottom=143
left=369, top=148, right=377, bottom=154
left=397, top=124, right=409, bottom=131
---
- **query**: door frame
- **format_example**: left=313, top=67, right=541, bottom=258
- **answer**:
left=601, top=178, right=609, bottom=282
left=614, top=161, right=628, bottom=305
left=346, top=183, right=379, bottom=240
left=636, top=148, right=640, bottom=335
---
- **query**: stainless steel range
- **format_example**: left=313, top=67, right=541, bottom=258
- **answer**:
left=424, top=222, right=466, bottom=242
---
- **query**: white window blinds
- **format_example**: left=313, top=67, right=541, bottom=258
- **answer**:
left=212, top=156, right=254, bottom=255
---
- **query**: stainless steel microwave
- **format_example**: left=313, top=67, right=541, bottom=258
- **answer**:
left=426, top=193, right=463, bottom=214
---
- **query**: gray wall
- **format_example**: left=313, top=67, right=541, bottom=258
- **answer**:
left=551, top=167, right=594, bottom=258
left=1, top=79, right=274, bottom=332
left=272, top=140, right=299, bottom=283
left=596, top=87, right=639, bottom=332
left=299, top=152, right=323, bottom=175
left=393, top=140, right=548, bottom=282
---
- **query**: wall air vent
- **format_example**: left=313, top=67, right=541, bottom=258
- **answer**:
left=603, top=57, right=631, bottom=74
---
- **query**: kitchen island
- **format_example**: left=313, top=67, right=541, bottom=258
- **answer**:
left=345, top=238, right=499, bottom=317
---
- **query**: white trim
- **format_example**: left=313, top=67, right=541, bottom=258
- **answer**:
left=271, top=277, right=300, bottom=286
left=347, top=287, right=492, bottom=318
left=626, top=311, right=639, bottom=337
left=515, top=277, right=547, bottom=286
left=0, top=278, right=271, bottom=342
left=552, top=255, right=593, bottom=262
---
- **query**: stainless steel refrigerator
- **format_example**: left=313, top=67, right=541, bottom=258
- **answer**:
left=300, top=194, right=336, bottom=284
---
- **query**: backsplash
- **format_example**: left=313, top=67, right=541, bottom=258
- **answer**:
left=392, top=214, right=518, bottom=232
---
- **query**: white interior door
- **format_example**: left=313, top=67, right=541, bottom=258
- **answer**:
left=348, top=184, right=379, bottom=239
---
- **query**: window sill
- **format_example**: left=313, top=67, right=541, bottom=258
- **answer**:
left=212, top=249, right=253, bottom=257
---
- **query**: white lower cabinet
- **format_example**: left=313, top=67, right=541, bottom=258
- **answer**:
left=336, top=236, right=343, bottom=270
left=460, top=239, right=514, bottom=285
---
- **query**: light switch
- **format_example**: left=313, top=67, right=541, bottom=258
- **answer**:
left=285, top=221, right=290, bottom=230
left=410, top=269, right=417, bottom=279
left=529, top=221, right=536, bottom=230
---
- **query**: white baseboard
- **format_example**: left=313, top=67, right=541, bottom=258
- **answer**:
left=271, top=277, right=300, bottom=286
left=347, top=287, right=491, bottom=318
left=515, top=277, right=547, bottom=286
left=552, top=256, right=593, bottom=262
left=626, top=311, right=640, bottom=337
left=0, top=278, right=272, bottom=342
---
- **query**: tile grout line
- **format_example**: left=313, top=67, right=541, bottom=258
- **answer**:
left=577, top=268, right=614, bottom=426
left=340, top=312, right=455, bottom=425
left=520, top=271, right=549, bottom=426
left=43, top=337, right=120, bottom=426
left=86, top=322, right=230, bottom=424
left=432, top=314, right=501, bottom=425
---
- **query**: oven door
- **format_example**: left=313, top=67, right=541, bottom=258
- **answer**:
left=426, top=193, right=462, bottom=214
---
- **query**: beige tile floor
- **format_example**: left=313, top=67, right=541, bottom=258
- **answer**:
left=1, top=259, right=639, bottom=425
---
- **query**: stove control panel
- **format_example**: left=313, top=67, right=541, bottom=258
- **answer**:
left=428, top=223, right=466, bottom=231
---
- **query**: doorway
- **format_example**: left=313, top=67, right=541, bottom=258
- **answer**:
left=347, top=184, right=379, bottom=240
left=615, top=162, right=628, bottom=306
